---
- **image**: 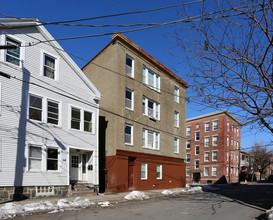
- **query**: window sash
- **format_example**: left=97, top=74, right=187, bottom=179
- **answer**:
left=174, top=112, right=179, bottom=127
left=204, top=167, right=209, bottom=176
left=47, top=100, right=59, bottom=125
left=213, top=136, right=218, bottom=146
left=47, top=148, right=58, bottom=170
left=213, top=121, right=218, bottom=130
left=71, top=108, right=81, bottom=130
left=195, top=160, right=199, bottom=169
left=174, top=138, right=179, bottom=153
left=6, top=38, right=20, bottom=66
left=84, top=111, right=92, bottom=132
left=205, top=122, right=210, bottom=132
left=142, top=66, right=160, bottom=91
left=174, top=87, right=179, bottom=102
left=186, top=127, right=191, bottom=135
left=141, top=163, right=147, bottom=179
left=212, top=151, right=218, bottom=161
left=186, top=168, right=190, bottom=176
left=186, top=154, right=190, bottom=163
left=156, top=164, right=162, bottom=179
left=143, top=129, right=159, bottom=150
left=195, top=132, right=200, bottom=141
left=204, top=152, right=209, bottom=161
left=126, top=55, right=133, bottom=77
left=125, top=89, right=133, bottom=109
left=212, top=167, right=217, bottom=176
left=142, top=97, right=159, bottom=120
left=186, top=140, right=190, bottom=149
left=29, top=146, right=42, bottom=170
left=125, top=124, right=132, bottom=144
left=29, top=95, right=43, bottom=121
left=44, top=55, right=55, bottom=79
left=195, top=146, right=200, bottom=155
left=205, top=137, right=210, bottom=147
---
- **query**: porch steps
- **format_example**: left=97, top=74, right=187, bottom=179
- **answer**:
left=70, top=181, right=98, bottom=195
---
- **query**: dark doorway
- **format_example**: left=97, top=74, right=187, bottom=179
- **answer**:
left=193, top=172, right=201, bottom=183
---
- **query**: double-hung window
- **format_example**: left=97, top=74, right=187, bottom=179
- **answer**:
left=47, top=148, right=58, bottom=171
left=205, top=137, right=210, bottom=147
left=142, top=129, right=160, bottom=150
left=6, top=37, right=21, bottom=66
left=126, top=55, right=134, bottom=77
left=204, top=167, right=209, bottom=176
left=174, top=86, right=179, bottom=103
left=125, top=88, right=134, bottom=110
left=186, top=154, right=190, bottom=163
left=174, top=111, right=179, bottom=127
left=142, top=66, right=160, bottom=91
left=29, top=94, right=43, bottom=121
left=43, top=54, right=56, bottom=79
left=141, top=163, right=148, bottom=180
left=29, top=145, right=42, bottom=170
left=212, top=151, right=218, bottom=161
left=71, top=107, right=94, bottom=133
left=186, top=168, right=190, bottom=176
left=174, top=138, right=179, bottom=153
left=47, top=100, right=59, bottom=125
left=204, top=152, right=209, bottom=162
left=227, top=135, right=229, bottom=147
left=212, top=136, right=218, bottom=146
left=142, top=97, right=160, bottom=120
left=186, top=126, right=191, bottom=136
left=195, top=160, right=199, bottom=169
left=195, top=146, right=200, bottom=155
left=186, top=140, right=191, bottom=149
left=195, top=131, right=200, bottom=141
left=205, top=122, right=210, bottom=132
left=125, top=124, right=133, bottom=145
left=213, top=120, right=218, bottom=131
left=212, top=166, right=217, bottom=176
left=156, top=164, right=162, bottom=179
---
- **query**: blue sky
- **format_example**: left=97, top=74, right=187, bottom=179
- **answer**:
left=1, top=0, right=272, bottom=150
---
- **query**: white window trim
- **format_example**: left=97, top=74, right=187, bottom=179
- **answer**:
left=174, top=111, right=179, bottom=128
left=186, top=154, right=190, bottom=163
left=204, top=151, right=209, bottom=162
left=212, top=135, right=218, bottom=146
left=227, top=135, right=229, bottom=146
left=174, top=137, right=179, bottom=153
left=46, top=147, right=60, bottom=172
left=174, top=86, right=179, bottom=103
left=28, top=144, right=43, bottom=172
left=186, top=167, right=190, bottom=177
left=69, top=105, right=95, bottom=134
left=142, top=96, right=160, bottom=120
left=186, top=140, right=191, bottom=149
left=204, top=122, right=210, bottom=132
left=141, top=163, right=148, bottom=180
left=126, top=54, right=134, bottom=78
left=40, top=49, right=59, bottom=81
left=204, top=137, right=210, bottom=147
left=125, top=124, right=133, bottom=145
left=212, top=150, right=218, bottom=161
left=142, top=129, right=160, bottom=150
left=212, top=120, right=218, bottom=131
left=0, top=33, right=25, bottom=68
left=195, top=146, right=200, bottom=155
left=204, top=167, right=209, bottom=176
left=195, top=131, right=200, bottom=141
left=212, top=166, right=217, bottom=176
left=156, top=164, right=162, bottom=179
left=194, top=160, right=199, bottom=169
left=28, top=93, right=62, bottom=127
left=125, top=88, right=134, bottom=111
left=186, top=126, right=191, bottom=136
left=142, top=65, right=160, bottom=92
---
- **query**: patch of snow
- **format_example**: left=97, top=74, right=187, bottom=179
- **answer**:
left=98, top=201, right=111, bottom=207
left=266, top=206, right=273, bottom=220
left=0, top=203, right=25, bottom=219
left=162, top=186, right=202, bottom=195
left=124, top=191, right=149, bottom=200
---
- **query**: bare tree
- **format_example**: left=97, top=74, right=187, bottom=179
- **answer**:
left=249, top=143, right=272, bottom=180
left=170, top=0, right=273, bottom=134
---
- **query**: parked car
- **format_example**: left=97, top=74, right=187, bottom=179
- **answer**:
left=267, top=175, right=273, bottom=182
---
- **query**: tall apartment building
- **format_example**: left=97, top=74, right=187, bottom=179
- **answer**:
left=186, top=110, right=243, bottom=184
left=83, top=33, right=189, bottom=192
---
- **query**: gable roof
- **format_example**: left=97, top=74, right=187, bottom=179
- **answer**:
left=82, top=33, right=189, bottom=88
left=186, top=110, right=243, bottom=126
left=0, top=17, right=101, bottom=100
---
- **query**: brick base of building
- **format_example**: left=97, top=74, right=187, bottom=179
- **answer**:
left=0, top=185, right=70, bottom=203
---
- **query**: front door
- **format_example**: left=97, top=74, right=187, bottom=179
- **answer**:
left=70, top=155, right=80, bottom=181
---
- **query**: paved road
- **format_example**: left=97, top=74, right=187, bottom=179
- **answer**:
left=21, top=191, right=266, bottom=220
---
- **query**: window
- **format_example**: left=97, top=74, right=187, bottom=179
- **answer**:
left=29, top=94, right=43, bottom=121
left=186, top=154, right=190, bottom=163
left=195, top=146, right=200, bottom=155
left=174, top=111, right=179, bottom=127
left=226, top=166, right=229, bottom=175
left=70, top=107, right=94, bottom=133
left=212, top=136, right=218, bottom=146
left=227, top=121, right=230, bottom=131
left=227, top=152, right=229, bottom=161
left=204, top=152, right=209, bottom=162
left=212, top=166, right=217, bottom=176
left=47, top=148, right=58, bottom=170
left=186, top=168, right=190, bottom=176
left=227, top=135, right=229, bottom=147
left=213, top=120, right=218, bottom=131
left=186, top=126, right=191, bottom=136
left=126, top=55, right=134, bottom=77
left=6, top=37, right=21, bottom=66
left=237, top=127, right=239, bottom=137
left=142, top=66, right=160, bottom=91
left=231, top=138, right=233, bottom=146
left=142, top=97, right=160, bottom=120
left=174, top=86, right=179, bottom=103
left=205, top=137, right=210, bottom=147
left=156, top=164, right=162, bottom=179
left=29, top=145, right=42, bottom=170
left=125, top=88, right=134, bottom=110
left=204, top=167, right=209, bottom=176
left=71, top=107, right=81, bottom=130
left=195, top=160, right=199, bottom=169
left=43, top=54, right=56, bottom=79
left=47, top=100, right=59, bottom=125
left=195, top=131, right=200, bottom=141
left=142, top=129, right=160, bottom=150
left=141, top=163, right=148, bottom=180
left=71, top=155, right=79, bottom=168
left=237, top=141, right=239, bottom=149
left=125, top=124, right=133, bottom=145
left=174, top=138, right=179, bottom=153
left=205, top=122, right=210, bottom=132
left=186, top=140, right=191, bottom=149
left=212, top=151, right=218, bottom=161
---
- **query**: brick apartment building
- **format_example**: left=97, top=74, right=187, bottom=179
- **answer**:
left=186, top=110, right=243, bottom=184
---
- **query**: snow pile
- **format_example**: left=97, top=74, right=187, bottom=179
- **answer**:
left=266, top=207, right=273, bottom=220
left=162, top=186, right=202, bottom=195
left=124, top=191, right=149, bottom=200
left=98, top=201, right=111, bottom=207
left=0, top=197, right=95, bottom=218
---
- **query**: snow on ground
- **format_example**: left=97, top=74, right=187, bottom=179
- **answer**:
left=0, top=197, right=96, bottom=219
left=124, top=191, right=149, bottom=200
left=267, top=207, right=273, bottom=220
left=162, top=186, right=203, bottom=195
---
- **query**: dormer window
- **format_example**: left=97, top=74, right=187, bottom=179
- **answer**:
left=44, top=54, right=56, bottom=79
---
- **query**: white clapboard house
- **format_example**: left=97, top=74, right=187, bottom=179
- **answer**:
left=0, top=18, right=101, bottom=201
